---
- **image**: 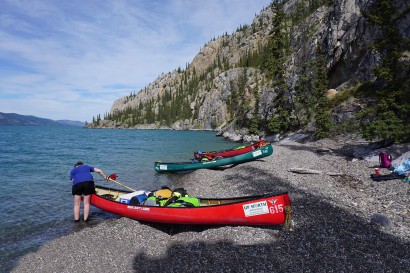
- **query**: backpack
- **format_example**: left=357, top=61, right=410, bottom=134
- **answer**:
left=379, top=152, right=392, bottom=168
left=144, top=196, right=159, bottom=206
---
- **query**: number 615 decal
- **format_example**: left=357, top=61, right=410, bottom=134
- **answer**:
left=270, top=204, right=284, bottom=214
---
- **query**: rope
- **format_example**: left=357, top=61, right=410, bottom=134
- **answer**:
left=284, top=205, right=293, bottom=229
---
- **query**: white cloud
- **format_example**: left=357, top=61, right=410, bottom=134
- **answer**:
left=0, top=0, right=271, bottom=121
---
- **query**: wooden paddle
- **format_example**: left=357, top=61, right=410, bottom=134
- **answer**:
left=106, top=174, right=136, bottom=192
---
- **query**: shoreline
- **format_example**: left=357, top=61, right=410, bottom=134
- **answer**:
left=12, top=140, right=410, bottom=272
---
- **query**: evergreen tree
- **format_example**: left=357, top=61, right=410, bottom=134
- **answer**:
left=357, top=0, right=410, bottom=143
left=228, top=79, right=239, bottom=116
left=262, top=0, right=296, bottom=135
left=312, top=42, right=333, bottom=139
left=248, top=76, right=261, bottom=135
left=235, top=68, right=246, bottom=127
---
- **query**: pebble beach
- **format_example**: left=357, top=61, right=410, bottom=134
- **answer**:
left=12, top=139, right=410, bottom=272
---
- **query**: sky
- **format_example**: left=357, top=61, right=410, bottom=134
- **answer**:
left=0, top=0, right=271, bottom=122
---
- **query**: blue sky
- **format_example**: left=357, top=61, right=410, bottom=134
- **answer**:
left=0, top=0, right=271, bottom=122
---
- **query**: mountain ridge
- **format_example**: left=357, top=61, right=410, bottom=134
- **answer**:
left=0, top=112, right=85, bottom=127
left=88, top=0, right=409, bottom=143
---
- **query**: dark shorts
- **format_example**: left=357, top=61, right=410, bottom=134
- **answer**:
left=72, top=181, right=95, bottom=196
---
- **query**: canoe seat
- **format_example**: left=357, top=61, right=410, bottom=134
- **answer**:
left=101, top=194, right=115, bottom=200
left=206, top=200, right=221, bottom=205
left=100, top=189, right=120, bottom=201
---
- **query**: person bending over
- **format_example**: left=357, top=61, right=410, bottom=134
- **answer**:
left=70, top=161, right=107, bottom=223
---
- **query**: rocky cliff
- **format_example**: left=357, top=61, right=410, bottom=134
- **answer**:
left=91, top=0, right=409, bottom=142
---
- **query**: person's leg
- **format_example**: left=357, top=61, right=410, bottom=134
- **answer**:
left=83, top=195, right=91, bottom=221
left=73, top=195, right=82, bottom=222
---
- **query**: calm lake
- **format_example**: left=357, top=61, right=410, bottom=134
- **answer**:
left=0, top=126, right=237, bottom=272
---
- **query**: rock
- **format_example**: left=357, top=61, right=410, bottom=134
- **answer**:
left=370, top=213, right=392, bottom=228
left=326, top=89, right=337, bottom=98
left=242, top=134, right=260, bottom=143
left=280, top=133, right=312, bottom=143
left=265, top=134, right=280, bottom=143
left=222, top=131, right=242, bottom=142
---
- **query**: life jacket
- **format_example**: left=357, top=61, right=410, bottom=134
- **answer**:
left=252, top=140, right=266, bottom=149
left=379, top=152, right=392, bottom=168
left=143, top=187, right=199, bottom=207
left=172, top=188, right=187, bottom=197
left=144, top=195, right=171, bottom=206
left=142, top=186, right=172, bottom=206
left=201, top=155, right=214, bottom=161
left=154, top=188, right=173, bottom=199
left=166, top=196, right=200, bottom=207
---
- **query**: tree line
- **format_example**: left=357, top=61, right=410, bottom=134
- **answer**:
left=92, top=0, right=409, bottom=143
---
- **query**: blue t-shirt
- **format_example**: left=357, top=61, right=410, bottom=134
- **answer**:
left=70, top=165, right=95, bottom=185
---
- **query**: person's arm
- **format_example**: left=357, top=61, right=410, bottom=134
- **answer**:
left=94, top=168, right=107, bottom=180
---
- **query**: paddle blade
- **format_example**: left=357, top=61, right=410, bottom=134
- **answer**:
left=108, top=173, right=118, bottom=180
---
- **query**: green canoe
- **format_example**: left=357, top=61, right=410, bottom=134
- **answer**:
left=154, top=143, right=273, bottom=173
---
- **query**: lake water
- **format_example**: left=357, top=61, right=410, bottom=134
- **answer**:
left=0, top=126, right=237, bottom=272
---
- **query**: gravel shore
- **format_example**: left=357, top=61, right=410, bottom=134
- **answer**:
left=12, top=140, right=410, bottom=272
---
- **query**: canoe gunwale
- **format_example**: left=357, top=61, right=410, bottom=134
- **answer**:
left=93, top=185, right=289, bottom=208
left=194, top=140, right=267, bottom=159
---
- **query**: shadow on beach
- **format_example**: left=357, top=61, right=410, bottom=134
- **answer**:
left=278, top=140, right=409, bottom=162
left=132, top=166, right=409, bottom=272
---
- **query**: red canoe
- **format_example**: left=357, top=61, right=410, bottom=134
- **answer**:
left=91, top=185, right=292, bottom=227
left=194, top=140, right=267, bottom=160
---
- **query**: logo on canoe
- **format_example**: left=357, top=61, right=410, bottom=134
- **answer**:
left=127, top=206, right=150, bottom=211
left=268, top=199, right=277, bottom=205
left=243, top=201, right=269, bottom=217
left=252, top=150, right=262, bottom=157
